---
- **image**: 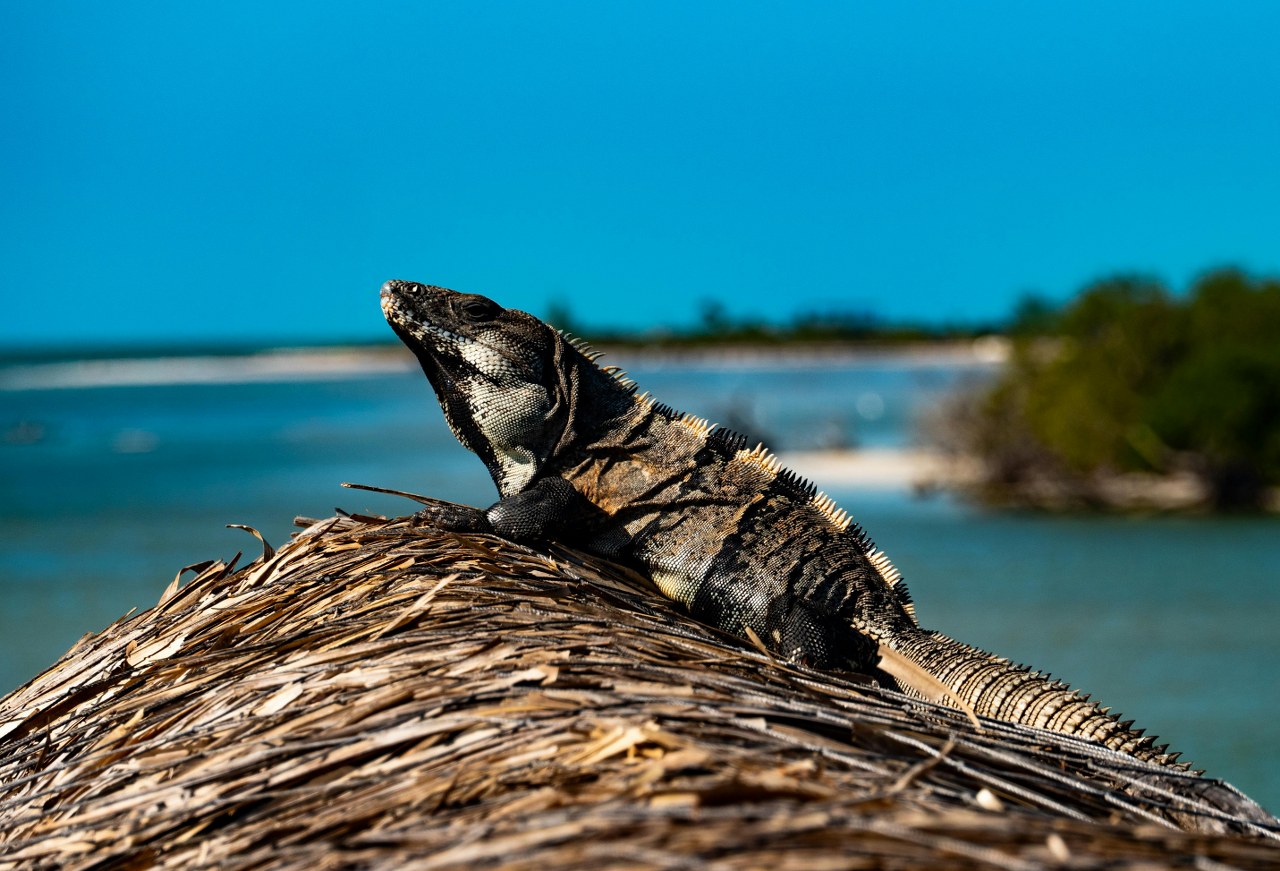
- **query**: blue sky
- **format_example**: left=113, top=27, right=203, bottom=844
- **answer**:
left=3, top=2, right=1278, bottom=347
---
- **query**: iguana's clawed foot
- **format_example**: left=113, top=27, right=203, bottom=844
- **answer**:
left=410, top=500, right=493, bottom=533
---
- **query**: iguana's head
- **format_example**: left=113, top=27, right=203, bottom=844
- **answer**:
left=381, top=279, right=575, bottom=496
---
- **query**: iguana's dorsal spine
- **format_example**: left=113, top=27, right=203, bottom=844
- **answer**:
left=381, top=279, right=1185, bottom=770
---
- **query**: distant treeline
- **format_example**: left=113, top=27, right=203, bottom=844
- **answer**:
left=945, top=267, right=1280, bottom=511
left=547, top=299, right=998, bottom=347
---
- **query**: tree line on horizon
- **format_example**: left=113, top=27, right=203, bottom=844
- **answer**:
left=545, top=297, right=1001, bottom=347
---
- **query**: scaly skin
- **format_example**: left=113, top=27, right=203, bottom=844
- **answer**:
left=380, top=278, right=1185, bottom=768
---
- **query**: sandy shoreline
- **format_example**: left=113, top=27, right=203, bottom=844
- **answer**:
left=0, top=348, right=415, bottom=391
left=780, top=448, right=976, bottom=491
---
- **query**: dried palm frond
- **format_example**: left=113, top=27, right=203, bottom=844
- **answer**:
left=0, top=502, right=1276, bottom=870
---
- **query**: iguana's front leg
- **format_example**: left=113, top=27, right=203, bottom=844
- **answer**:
left=414, top=476, right=610, bottom=547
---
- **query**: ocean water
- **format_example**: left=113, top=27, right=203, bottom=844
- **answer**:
left=1, top=348, right=1277, bottom=813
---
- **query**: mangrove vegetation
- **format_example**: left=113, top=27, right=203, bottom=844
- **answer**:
left=947, top=268, right=1280, bottom=512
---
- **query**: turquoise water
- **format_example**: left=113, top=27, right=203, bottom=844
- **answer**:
left=2, top=351, right=1276, bottom=812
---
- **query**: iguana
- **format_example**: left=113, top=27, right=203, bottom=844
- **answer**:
left=379, top=278, right=1183, bottom=768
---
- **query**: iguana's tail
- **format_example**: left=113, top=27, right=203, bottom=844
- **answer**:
left=880, top=629, right=1185, bottom=768
left=878, top=629, right=1280, bottom=834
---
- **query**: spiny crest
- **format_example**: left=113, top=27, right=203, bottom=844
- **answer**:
left=736, top=442, right=784, bottom=475
left=774, top=468, right=817, bottom=499
left=844, top=521, right=874, bottom=552
left=843, top=520, right=907, bottom=606
left=809, top=490, right=851, bottom=531
left=675, top=412, right=715, bottom=437
left=649, top=401, right=680, bottom=421
left=633, top=390, right=675, bottom=416
left=557, top=329, right=603, bottom=362
left=866, top=548, right=903, bottom=587
left=891, top=580, right=917, bottom=621
left=557, top=330, right=640, bottom=391
left=600, top=364, right=638, bottom=392
left=707, top=427, right=749, bottom=452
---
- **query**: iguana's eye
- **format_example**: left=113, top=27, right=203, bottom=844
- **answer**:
left=459, top=297, right=500, bottom=321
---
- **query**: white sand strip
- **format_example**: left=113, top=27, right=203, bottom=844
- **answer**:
left=779, top=448, right=977, bottom=491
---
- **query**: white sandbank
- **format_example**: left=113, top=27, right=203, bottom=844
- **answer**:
left=779, top=448, right=977, bottom=492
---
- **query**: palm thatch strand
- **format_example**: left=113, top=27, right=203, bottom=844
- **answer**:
left=0, top=501, right=1277, bottom=869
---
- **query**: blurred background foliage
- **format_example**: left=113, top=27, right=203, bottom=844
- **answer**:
left=957, top=268, right=1280, bottom=510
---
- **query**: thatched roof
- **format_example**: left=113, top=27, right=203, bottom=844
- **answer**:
left=1, top=503, right=1277, bottom=869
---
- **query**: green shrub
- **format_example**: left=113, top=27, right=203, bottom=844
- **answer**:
left=967, top=268, right=1280, bottom=510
